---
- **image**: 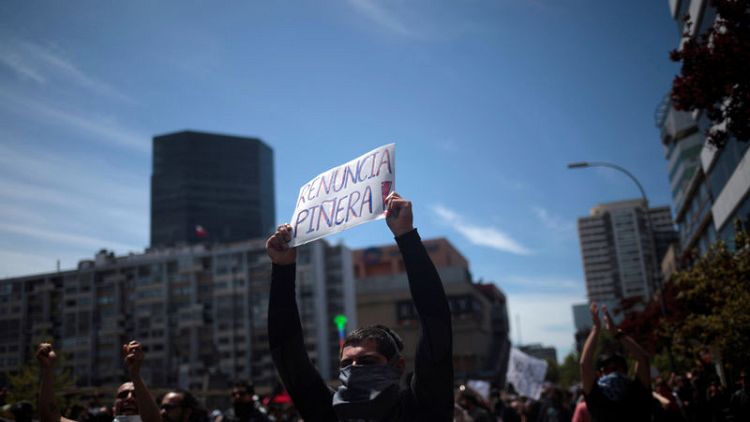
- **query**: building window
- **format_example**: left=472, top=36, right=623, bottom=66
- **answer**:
left=396, top=300, right=417, bottom=321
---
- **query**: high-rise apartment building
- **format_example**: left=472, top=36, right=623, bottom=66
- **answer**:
left=658, top=0, right=750, bottom=258
left=518, top=344, right=557, bottom=364
left=151, top=131, right=275, bottom=248
left=352, top=237, right=511, bottom=383
left=577, top=199, right=677, bottom=303
left=0, top=239, right=354, bottom=389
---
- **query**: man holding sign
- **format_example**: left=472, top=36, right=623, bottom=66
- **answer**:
left=267, top=192, right=454, bottom=421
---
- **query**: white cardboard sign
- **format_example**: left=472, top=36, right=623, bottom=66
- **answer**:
left=506, top=348, right=548, bottom=400
left=289, top=144, right=395, bottom=247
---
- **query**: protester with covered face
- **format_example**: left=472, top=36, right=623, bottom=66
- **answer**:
left=37, top=341, right=161, bottom=422
left=267, top=192, right=454, bottom=421
left=579, top=303, right=652, bottom=422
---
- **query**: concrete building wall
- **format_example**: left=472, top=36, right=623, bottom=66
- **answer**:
left=578, top=199, right=677, bottom=304
left=0, top=238, right=353, bottom=389
left=660, top=0, right=750, bottom=259
left=353, top=238, right=510, bottom=383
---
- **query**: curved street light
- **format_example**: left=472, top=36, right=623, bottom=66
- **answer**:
left=568, top=160, right=675, bottom=369
left=567, top=162, right=648, bottom=204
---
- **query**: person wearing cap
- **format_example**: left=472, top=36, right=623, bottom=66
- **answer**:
left=266, top=192, right=454, bottom=421
left=579, top=303, right=652, bottom=422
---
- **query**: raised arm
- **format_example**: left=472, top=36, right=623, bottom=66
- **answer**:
left=602, top=306, right=650, bottom=388
left=36, top=343, right=74, bottom=422
left=386, top=193, right=454, bottom=419
left=580, top=303, right=601, bottom=395
left=267, top=224, right=336, bottom=421
left=123, top=341, right=160, bottom=422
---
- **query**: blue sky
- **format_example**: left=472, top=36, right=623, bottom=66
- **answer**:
left=0, top=1, right=681, bottom=360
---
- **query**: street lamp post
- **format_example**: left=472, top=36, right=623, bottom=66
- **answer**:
left=568, top=161, right=675, bottom=370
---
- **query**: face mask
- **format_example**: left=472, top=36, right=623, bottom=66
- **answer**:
left=597, top=372, right=631, bottom=402
left=113, top=415, right=142, bottom=422
left=332, top=363, right=402, bottom=421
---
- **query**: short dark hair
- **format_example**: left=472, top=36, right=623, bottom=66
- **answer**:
left=158, top=389, right=207, bottom=422
left=232, top=381, right=255, bottom=395
left=342, top=324, right=404, bottom=361
left=597, top=353, right=628, bottom=372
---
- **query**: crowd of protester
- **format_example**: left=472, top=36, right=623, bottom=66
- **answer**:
left=453, top=367, right=748, bottom=422
left=0, top=194, right=748, bottom=421
left=2, top=363, right=746, bottom=422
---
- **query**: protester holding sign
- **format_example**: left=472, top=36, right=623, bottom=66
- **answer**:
left=267, top=192, right=454, bottom=421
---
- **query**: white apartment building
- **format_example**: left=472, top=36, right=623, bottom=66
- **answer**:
left=577, top=199, right=676, bottom=303
left=0, top=239, right=355, bottom=390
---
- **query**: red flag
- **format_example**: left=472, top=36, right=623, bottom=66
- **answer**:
left=195, top=225, right=208, bottom=238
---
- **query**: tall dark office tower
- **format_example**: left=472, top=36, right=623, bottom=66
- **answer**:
left=150, top=130, right=275, bottom=247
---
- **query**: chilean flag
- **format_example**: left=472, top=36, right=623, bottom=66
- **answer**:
left=195, top=225, right=208, bottom=238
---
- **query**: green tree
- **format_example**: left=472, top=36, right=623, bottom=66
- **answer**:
left=670, top=0, right=750, bottom=148
left=668, top=224, right=750, bottom=379
left=618, top=224, right=750, bottom=382
left=558, top=352, right=580, bottom=389
left=544, top=358, right=560, bottom=384
left=7, top=343, right=78, bottom=415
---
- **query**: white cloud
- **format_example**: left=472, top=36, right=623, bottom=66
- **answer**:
left=0, top=91, right=149, bottom=153
left=0, top=51, right=46, bottom=83
left=0, top=222, right=140, bottom=254
left=432, top=204, right=532, bottom=255
left=0, top=39, right=135, bottom=104
left=533, top=206, right=575, bottom=233
left=0, top=141, right=149, bottom=255
left=438, top=139, right=460, bottom=153
left=0, top=142, right=146, bottom=205
left=347, top=0, right=415, bottom=37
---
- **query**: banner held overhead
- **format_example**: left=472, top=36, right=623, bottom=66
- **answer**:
left=289, top=143, right=396, bottom=247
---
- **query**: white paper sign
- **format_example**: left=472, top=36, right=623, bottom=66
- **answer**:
left=506, top=348, right=548, bottom=400
left=467, top=380, right=491, bottom=403
left=289, top=144, right=396, bottom=247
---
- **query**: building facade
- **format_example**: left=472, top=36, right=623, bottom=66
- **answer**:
left=0, top=239, right=354, bottom=390
left=577, top=199, right=677, bottom=303
left=659, top=0, right=750, bottom=259
left=150, top=130, right=275, bottom=248
left=518, top=344, right=557, bottom=364
left=353, top=238, right=511, bottom=384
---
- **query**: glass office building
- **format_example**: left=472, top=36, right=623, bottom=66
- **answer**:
left=151, top=130, right=275, bottom=247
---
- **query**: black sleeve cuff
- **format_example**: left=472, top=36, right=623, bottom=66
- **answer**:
left=394, top=228, right=420, bottom=249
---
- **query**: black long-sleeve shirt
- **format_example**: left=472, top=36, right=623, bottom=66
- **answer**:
left=268, top=229, right=453, bottom=421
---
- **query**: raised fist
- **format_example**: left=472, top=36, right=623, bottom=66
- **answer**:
left=266, top=224, right=297, bottom=265
left=36, top=343, right=57, bottom=369
left=123, top=340, right=144, bottom=375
